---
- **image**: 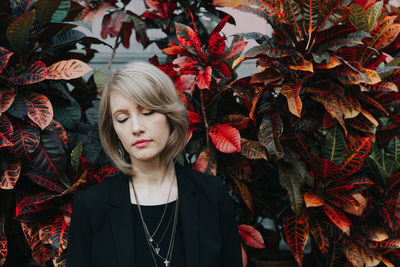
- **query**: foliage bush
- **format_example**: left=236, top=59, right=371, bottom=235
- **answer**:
left=0, top=0, right=400, bottom=267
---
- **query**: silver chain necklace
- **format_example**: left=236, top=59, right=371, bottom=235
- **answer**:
left=130, top=177, right=179, bottom=267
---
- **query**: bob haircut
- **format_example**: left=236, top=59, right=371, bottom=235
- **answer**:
left=98, top=61, right=189, bottom=175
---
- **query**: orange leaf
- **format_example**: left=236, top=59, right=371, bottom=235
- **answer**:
left=323, top=204, right=351, bottom=235
left=0, top=160, right=21, bottom=190
left=289, top=59, right=314, bottom=72
left=344, top=240, right=363, bottom=267
left=161, top=45, right=187, bottom=55
left=304, top=192, right=324, bottom=207
left=283, top=213, right=309, bottom=266
left=240, top=138, right=268, bottom=160
left=209, top=124, right=241, bottom=153
left=316, top=56, right=342, bottom=69
left=232, top=177, right=253, bottom=213
left=281, top=82, right=302, bottom=117
left=250, top=66, right=282, bottom=84
left=192, top=147, right=217, bottom=176
left=25, top=92, right=54, bottom=130
left=342, top=193, right=367, bottom=216
left=47, top=60, right=93, bottom=80
left=238, top=224, right=266, bottom=248
left=241, top=243, right=248, bottom=267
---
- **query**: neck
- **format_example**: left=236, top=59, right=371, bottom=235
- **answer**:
left=131, top=160, right=174, bottom=187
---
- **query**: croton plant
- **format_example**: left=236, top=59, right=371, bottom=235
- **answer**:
left=157, top=0, right=400, bottom=266
left=1, top=0, right=400, bottom=267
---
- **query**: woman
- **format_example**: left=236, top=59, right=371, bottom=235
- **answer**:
left=66, top=61, right=242, bottom=267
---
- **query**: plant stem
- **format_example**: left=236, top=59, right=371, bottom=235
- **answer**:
left=200, top=89, right=210, bottom=145
left=108, top=35, right=120, bottom=70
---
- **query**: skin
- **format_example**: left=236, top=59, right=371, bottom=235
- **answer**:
left=110, top=91, right=178, bottom=205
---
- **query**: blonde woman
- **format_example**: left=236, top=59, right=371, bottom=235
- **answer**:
left=66, top=61, right=242, bottom=267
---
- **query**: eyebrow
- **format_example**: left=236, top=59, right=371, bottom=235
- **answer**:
left=112, top=106, right=146, bottom=116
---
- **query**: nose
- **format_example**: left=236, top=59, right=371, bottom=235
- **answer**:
left=131, top=115, right=144, bottom=135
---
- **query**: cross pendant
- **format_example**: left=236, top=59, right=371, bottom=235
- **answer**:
left=164, top=259, right=169, bottom=266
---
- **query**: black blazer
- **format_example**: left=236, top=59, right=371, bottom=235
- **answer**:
left=66, top=163, right=243, bottom=267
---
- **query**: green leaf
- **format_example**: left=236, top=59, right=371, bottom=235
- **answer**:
left=366, top=1, right=383, bottom=32
left=348, top=4, right=368, bottom=32
left=71, top=142, right=82, bottom=172
left=387, top=137, right=400, bottom=175
left=6, top=10, right=36, bottom=54
left=53, top=98, right=81, bottom=130
left=82, top=142, right=101, bottom=163
left=279, top=151, right=313, bottom=216
left=258, top=112, right=284, bottom=161
left=94, top=69, right=111, bottom=91
left=317, top=0, right=351, bottom=31
left=224, top=35, right=244, bottom=69
left=312, top=52, right=330, bottom=64
left=379, top=57, right=400, bottom=79
left=327, top=31, right=370, bottom=51
left=366, top=143, right=391, bottom=182
left=244, top=41, right=291, bottom=59
left=322, top=127, right=346, bottom=165
left=34, top=0, right=62, bottom=28
left=51, top=0, right=71, bottom=23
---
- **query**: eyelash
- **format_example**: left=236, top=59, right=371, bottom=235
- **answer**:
left=116, top=111, right=154, bottom=123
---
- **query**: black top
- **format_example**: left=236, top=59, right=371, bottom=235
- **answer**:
left=131, top=200, right=185, bottom=267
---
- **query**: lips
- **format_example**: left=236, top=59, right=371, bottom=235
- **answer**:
left=133, top=139, right=151, bottom=147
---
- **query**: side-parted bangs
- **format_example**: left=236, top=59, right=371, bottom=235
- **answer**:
left=98, top=61, right=189, bottom=176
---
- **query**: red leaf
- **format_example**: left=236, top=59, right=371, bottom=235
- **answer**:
left=0, top=160, right=21, bottom=190
left=211, top=15, right=230, bottom=37
left=120, top=21, right=133, bottom=48
left=49, top=216, right=69, bottom=257
left=25, top=92, right=53, bottom=130
left=221, top=41, right=247, bottom=60
left=101, top=10, right=129, bottom=38
left=175, top=74, right=196, bottom=94
left=197, top=66, right=212, bottom=90
left=310, top=221, right=329, bottom=254
left=81, top=1, right=116, bottom=23
left=238, top=224, right=266, bottom=248
left=0, top=47, right=13, bottom=74
left=0, top=215, right=6, bottom=265
left=323, top=203, right=351, bottom=235
left=188, top=110, right=201, bottom=126
left=16, top=192, right=60, bottom=222
left=0, top=88, right=15, bottom=114
left=214, top=62, right=231, bottom=77
left=313, top=158, right=339, bottom=180
left=23, top=172, right=65, bottom=193
left=11, top=61, right=48, bottom=85
left=21, top=222, right=52, bottom=264
left=241, top=243, right=247, bottom=267
left=340, top=137, right=371, bottom=177
left=175, top=22, right=203, bottom=58
left=192, top=147, right=217, bottom=176
left=47, top=120, right=68, bottom=147
left=371, top=239, right=400, bottom=249
left=207, top=32, right=226, bottom=59
left=209, top=124, right=241, bottom=153
left=10, top=122, right=40, bottom=159
left=0, top=114, right=13, bottom=148
left=283, top=213, right=309, bottom=266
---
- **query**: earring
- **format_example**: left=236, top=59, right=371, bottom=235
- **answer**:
left=118, top=143, right=125, bottom=158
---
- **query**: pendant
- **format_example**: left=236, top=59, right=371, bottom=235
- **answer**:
left=164, top=259, right=169, bottom=266
left=149, top=237, right=153, bottom=242
left=155, top=247, right=160, bottom=254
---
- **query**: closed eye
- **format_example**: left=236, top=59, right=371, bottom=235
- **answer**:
left=143, top=110, right=155, bottom=116
left=117, top=118, right=128, bottom=123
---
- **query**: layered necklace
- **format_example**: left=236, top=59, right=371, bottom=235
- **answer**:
left=130, top=176, right=179, bottom=267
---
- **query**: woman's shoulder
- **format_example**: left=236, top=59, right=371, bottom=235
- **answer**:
left=177, top=164, right=226, bottom=196
left=74, top=172, right=124, bottom=206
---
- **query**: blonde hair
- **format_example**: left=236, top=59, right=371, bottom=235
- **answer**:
left=98, top=61, right=189, bottom=175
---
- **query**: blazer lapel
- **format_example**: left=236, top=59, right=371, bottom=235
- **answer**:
left=176, top=163, right=199, bottom=267
left=107, top=165, right=200, bottom=267
left=108, top=174, right=136, bottom=267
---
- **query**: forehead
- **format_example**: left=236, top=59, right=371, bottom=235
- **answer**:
left=109, top=91, right=142, bottom=113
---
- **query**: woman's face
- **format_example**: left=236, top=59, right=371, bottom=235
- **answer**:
left=109, top=91, right=170, bottom=166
